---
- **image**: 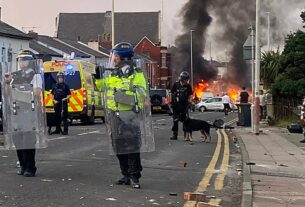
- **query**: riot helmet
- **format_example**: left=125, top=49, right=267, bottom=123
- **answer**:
left=179, top=71, right=190, bottom=81
left=17, top=50, right=36, bottom=70
left=108, top=42, right=134, bottom=68
left=56, top=72, right=65, bottom=83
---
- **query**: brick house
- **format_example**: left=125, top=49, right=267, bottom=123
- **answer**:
left=134, top=36, right=171, bottom=89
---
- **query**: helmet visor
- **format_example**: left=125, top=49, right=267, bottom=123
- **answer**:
left=108, top=52, right=121, bottom=69
left=18, top=56, right=34, bottom=62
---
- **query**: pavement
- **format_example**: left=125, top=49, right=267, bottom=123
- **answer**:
left=234, top=124, right=305, bottom=207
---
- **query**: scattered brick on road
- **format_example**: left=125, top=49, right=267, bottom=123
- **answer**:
left=183, top=192, right=206, bottom=202
left=178, top=161, right=187, bottom=167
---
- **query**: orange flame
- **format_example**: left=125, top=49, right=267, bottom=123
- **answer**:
left=227, top=88, right=240, bottom=103
left=193, top=80, right=209, bottom=99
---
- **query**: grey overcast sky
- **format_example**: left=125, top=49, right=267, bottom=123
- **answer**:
left=0, top=0, right=188, bottom=46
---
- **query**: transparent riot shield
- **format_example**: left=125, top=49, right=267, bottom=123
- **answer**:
left=102, top=61, right=155, bottom=155
left=1, top=60, right=47, bottom=150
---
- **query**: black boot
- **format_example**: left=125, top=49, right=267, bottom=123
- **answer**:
left=115, top=176, right=130, bottom=185
left=131, top=177, right=140, bottom=189
left=23, top=171, right=36, bottom=177
left=170, top=132, right=178, bottom=140
left=23, top=168, right=36, bottom=177
left=51, top=126, right=62, bottom=135
left=300, top=138, right=305, bottom=143
left=62, top=128, right=68, bottom=135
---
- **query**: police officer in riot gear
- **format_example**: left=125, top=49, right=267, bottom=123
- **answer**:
left=4, top=50, right=43, bottom=177
left=170, top=71, right=193, bottom=140
left=103, top=42, right=152, bottom=189
left=51, top=72, right=71, bottom=135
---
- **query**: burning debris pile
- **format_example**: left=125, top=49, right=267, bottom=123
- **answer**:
left=193, top=80, right=251, bottom=103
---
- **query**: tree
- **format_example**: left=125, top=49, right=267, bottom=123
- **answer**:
left=260, top=49, right=282, bottom=88
left=272, top=10, right=305, bottom=97
left=301, top=10, right=305, bottom=28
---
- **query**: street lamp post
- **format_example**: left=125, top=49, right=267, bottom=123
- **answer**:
left=190, top=30, right=195, bottom=88
left=266, top=12, right=270, bottom=51
left=254, top=0, right=261, bottom=135
left=248, top=25, right=255, bottom=132
left=112, top=0, right=115, bottom=47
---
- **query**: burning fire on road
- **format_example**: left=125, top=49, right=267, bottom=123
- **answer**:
left=192, top=80, right=252, bottom=103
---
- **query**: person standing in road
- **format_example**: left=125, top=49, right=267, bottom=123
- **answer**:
left=259, top=90, right=267, bottom=120
left=3, top=50, right=44, bottom=177
left=239, top=87, right=249, bottom=103
left=222, top=92, right=231, bottom=116
left=102, top=42, right=153, bottom=189
left=51, top=72, right=71, bottom=135
left=170, top=71, right=193, bottom=140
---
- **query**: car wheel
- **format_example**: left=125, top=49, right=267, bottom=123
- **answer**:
left=199, top=106, right=207, bottom=112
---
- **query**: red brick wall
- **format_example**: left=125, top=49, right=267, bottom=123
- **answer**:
left=135, top=37, right=171, bottom=89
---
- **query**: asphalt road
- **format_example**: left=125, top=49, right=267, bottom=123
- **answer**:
left=0, top=111, right=242, bottom=207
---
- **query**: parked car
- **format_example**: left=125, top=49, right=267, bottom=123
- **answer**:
left=196, top=97, right=237, bottom=112
left=149, top=89, right=171, bottom=114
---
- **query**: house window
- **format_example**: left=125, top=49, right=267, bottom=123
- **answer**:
left=2, top=47, right=6, bottom=62
left=7, top=48, right=13, bottom=62
left=161, top=53, right=166, bottom=68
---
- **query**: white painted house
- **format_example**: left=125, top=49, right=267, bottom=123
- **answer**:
left=0, top=21, right=32, bottom=71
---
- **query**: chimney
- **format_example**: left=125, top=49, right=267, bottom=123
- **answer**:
left=28, top=30, right=38, bottom=40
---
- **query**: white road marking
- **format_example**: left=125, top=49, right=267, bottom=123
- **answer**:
left=78, top=133, right=89, bottom=136
left=49, top=136, right=68, bottom=141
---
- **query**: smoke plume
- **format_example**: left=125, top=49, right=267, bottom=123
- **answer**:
left=171, top=0, right=218, bottom=84
left=172, top=0, right=304, bottom=88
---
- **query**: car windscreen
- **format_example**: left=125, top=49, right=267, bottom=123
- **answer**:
left=44, top=72, right=81, bottom=91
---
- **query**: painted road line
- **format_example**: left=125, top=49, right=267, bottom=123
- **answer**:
left=87, top=130, right=101, bottom=134
left=49, top=136, right=68, bottom=141
left=183, top=130, right=222, bottom=207
left=78, top=132, right=89, bottom=136
left=209, top=198, right=221, bottom=205
left=196, top=129, right=222, bottom=193
left=215, top=129, right=230, bottom=190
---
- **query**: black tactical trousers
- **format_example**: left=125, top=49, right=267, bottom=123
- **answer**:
left=116, top=153, right=142, bottom=180
left=171, top=104, right=188, bottom=133
left=16, top=149, right=36, bottom=173
left=54, top=101, right=69, bottom=132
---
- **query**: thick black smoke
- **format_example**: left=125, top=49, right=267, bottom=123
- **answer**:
left=172, top=0, right=218, bottom=84
left=173, top=0, right=302, bottom=88
left=210, top=0, right=256, bottom=87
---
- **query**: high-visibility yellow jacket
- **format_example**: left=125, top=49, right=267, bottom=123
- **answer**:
left=95, top=79, right=103, bottom=92
left=103, top=70, right=147, bottom=111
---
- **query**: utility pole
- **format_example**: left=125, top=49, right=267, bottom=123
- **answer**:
left=249, top=25, right=255, bottom=132
left=254, top=0, right=261, bottom=135
left=266, top=12, right=270, bottom=51
left=112, top=0, right=115, bottom=47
